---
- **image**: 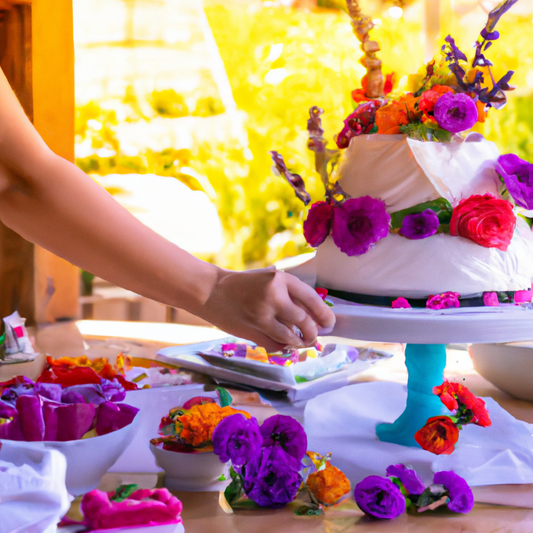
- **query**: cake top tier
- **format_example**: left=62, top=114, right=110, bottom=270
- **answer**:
left=337, top=134, right=501, bottom=212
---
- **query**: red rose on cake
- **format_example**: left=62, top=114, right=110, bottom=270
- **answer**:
left=449, top=194, right=515, bottom=251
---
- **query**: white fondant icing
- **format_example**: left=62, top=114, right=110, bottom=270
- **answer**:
left=316, top=135, right=533, bottom=297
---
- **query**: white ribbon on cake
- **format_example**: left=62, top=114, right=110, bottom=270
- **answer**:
left=406, top=133, right=501, bottom=206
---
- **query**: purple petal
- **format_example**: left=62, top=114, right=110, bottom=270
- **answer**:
left=95, top=402, right=139, bottom=436
left=43, top=401, right=97, bottom=441
left=434, top=93, right=478, bottom=133
left=34, top=382, right=63, bottom=403
left=399, top=209, right=440, bottom=240
left=331, top=197, right=390, bottom=257
left=303, top=201, right=334, bottom=247
left=354, top=476, right=406, bottom=519
left=101, top=379, right=127, bottom=403
left=62, top=384, right=107, bottom=406
left=260, top=414, right=307, bottom=462
left=17, top=395, right=45, bottom=441
left=386, top=464, right=425, bottom=496
left=433, top=470, right=474, bottom=513
left=242, top=446, right=302, bottom=508
left=212, top=413, right=263, bottom=465
left=496, top=153, right=533, bottom=210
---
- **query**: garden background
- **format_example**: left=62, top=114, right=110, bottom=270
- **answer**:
left=74, top=0, right=533, bottom=276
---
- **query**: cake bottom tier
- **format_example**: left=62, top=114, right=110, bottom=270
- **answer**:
left=316, top=220, right=533, bottom=299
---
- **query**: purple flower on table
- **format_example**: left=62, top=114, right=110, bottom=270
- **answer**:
left=354, top=475, right=406, bottom=519
left=434, top=93, right=478, bottom=133
left=242, top=445, right=302, bottom=508
left=426, top=292, right=461, bottom=310
left=386, top=464, right=425, bottom=496
left=260, top=414, right=307, bottom=462
left=399, top=209, right=440, bottom=240
left=483, top=292, right=499, bottom=307
left=496, top=154, right=533, bottom=210
left=212, top=413, right=262, bottom=466
left=433, top=470, right=474, bottom=514
left=331, top=197, right=390, bottom=257
left=303, top=201, right=334, bottom=247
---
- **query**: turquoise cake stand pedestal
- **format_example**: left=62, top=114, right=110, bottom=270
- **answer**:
left=328, top=300, right=533, bottom=448
left=375, top=343, right=447, bottom=447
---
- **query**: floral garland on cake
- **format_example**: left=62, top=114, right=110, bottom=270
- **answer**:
left=271, top=0, right=533, bottom=266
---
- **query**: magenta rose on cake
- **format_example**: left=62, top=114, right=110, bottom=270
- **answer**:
left=449, top=194, right=515, bottom=251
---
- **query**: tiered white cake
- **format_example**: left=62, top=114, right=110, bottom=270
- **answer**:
left=315, top=133, right=533, bottom=298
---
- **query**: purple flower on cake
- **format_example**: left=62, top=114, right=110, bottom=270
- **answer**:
left=399, top=209, right=440, bottom=240
left=242, top=445, right=302, bottom=508
left=433, top=93, right=478, bottom=133
left=392, top=297, right=411, bottom=309
left=483, top=292, right=499, bottom=306
left=426, top=292, right=461, bottom=310
left=495, top=153, right=533, bottom=210
left=353, top=475, right=406, bottom=519
left=331, top=197, right=390, bottom=257
left=303, top=201, right=334, bottom=247
left=386, top=464, right=425, bottom=496
left=260, top=414, right=307, bottom=462
left=433, top=470, right=474, bottom=514
left=212, top=413, right=263, bottom=466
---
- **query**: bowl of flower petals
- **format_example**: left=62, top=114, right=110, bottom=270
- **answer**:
left=0, top=375, right=139, bottom=496
left=149, top=393, right=248, bottom=491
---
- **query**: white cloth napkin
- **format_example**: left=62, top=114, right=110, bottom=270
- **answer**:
left=305, top=381, right=533, bottom=501
left=0, top=440, right=72, bottom=533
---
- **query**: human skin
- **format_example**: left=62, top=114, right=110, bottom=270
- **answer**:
left=0, top=69, right=335, bottom=351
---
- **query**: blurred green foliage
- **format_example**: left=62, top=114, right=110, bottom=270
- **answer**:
left=76, top=2, right=533, bottom=270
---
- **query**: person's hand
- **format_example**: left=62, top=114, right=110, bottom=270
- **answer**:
left=199, top=267, right=336, bottom=353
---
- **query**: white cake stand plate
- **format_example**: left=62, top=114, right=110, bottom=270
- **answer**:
left=327, top=300, right=533, bottom=448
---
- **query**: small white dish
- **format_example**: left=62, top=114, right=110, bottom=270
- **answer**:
left=150, top=443, right=228, bottom=491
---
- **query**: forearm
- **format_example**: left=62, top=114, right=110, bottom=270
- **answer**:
left=0, top=151, right=220, bottom=315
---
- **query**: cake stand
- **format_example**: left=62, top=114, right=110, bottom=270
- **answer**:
left=330, top=301, right=533, bottom=447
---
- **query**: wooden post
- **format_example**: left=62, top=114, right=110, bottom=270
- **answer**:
left=0, top=0, right=79, bottom=324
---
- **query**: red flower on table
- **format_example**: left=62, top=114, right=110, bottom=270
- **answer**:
left=415, top=416, right=459, bottom=455
left=450, top=194, right=515, bottom=251
left=433, top=381, right=459, bottom=411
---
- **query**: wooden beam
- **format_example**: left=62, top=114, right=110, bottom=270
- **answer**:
left=32, top=0, right=79, bottom=322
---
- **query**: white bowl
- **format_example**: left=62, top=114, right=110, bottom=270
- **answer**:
left=21, top=412, right=140, bottom=496
left=470, top=342, right=533, bottom=401
left=150, top=443, right=228, bottom=491
left=109, top=385, right=218, bottom=473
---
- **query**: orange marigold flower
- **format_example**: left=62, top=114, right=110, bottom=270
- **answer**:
left=415, top=416, right=459, bottom=455
left=177, top=403, right=250, bottom=448
left=307, top=462, right=351, bottom=506
left=375, top=101, right=409, bottom=134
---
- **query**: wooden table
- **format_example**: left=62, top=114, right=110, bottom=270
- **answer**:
left=30, top=321, right=533, bottom=532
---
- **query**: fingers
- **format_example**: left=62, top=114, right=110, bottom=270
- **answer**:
left=275, top=300, right=318, bottom=347
left=283, top=273, right=336, bottom=333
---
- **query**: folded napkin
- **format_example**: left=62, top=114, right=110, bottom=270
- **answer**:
left=0, top=440, right=72, bottom=533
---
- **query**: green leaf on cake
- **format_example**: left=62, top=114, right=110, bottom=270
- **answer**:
left=390, top=198, right=454, bottom=230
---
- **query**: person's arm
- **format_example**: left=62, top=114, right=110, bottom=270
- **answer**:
left=0, top=69, right=334, bottom=351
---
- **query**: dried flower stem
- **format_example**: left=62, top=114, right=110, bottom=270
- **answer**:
left=346, top=0, right=384, bottom=98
